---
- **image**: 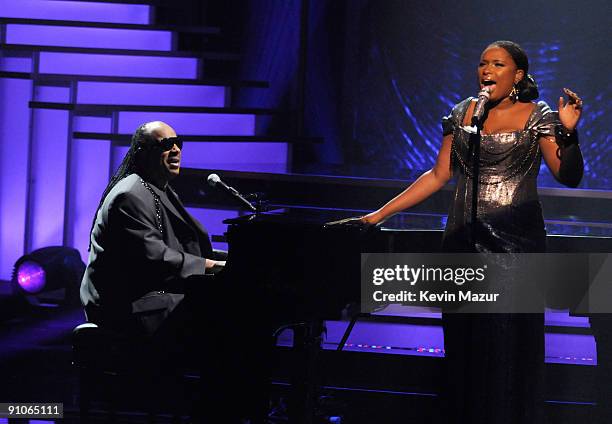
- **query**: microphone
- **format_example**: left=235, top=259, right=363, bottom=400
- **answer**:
left=471, top=87, right=492, bottom=127
left=207, top=173, right=257, bottom=212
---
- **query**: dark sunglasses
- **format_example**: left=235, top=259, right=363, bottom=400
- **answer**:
left=158, top=137, right=183, bottom=151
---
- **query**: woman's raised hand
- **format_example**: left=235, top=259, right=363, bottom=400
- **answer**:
left=558, top=88, right=583, bottom=131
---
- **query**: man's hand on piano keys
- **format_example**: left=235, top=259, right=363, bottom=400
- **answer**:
left=205, top=259, right=226, bottom=274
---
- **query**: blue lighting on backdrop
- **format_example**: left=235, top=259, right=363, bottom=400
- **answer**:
left=345, top=0, right=610, bottom=189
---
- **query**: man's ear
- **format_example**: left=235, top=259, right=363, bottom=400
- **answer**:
left=514, top=69, right=525, bottom=84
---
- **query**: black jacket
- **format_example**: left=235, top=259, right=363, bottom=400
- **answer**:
left=80, top=173, right=213, bottom=332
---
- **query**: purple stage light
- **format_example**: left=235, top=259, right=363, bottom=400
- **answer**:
left=0, top=0, right=151, bottom=25
left=0, top=57, right=32, bottom=73
left=186, top=207, right=239, bottom=251
left=69, top=137, right=111, bottom=262
left=181, top=142, right=289, bottom=173
left=111, top=146, right=129, bottom=174
left=11, top=247, right=85, bottom=307
left=325, top=317, right=596, bottom=364
left=77, top=82, right=227, bottom=107
left=117, top=112, right=256, bottom=135
left=38, top=52, right=198, bottom=79
left=34, top=85, right=71, bottom=103
left=0, top=78, right=32, bottom=281
left=29, top=108, right=70, bottom=250
left=6, top=24, right=172, bottom=51
left=546, top=333, right=596, bottom=365
left=72, top=116, right=112, bottom=133
left=16, top=261, right=46, bottom=294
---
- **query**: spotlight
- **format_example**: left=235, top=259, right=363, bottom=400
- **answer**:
left=11, top=247, right=85, bottom=307
left=15, top=260, right=46, bottom=294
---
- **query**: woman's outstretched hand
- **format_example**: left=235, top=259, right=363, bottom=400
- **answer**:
left=558, top=88, right=583, bottom=131
left=361, top=212, right=383, bottom=225
left=324, top=212, right=383, bottom=228
left=324, top=216, right=369, bottom=227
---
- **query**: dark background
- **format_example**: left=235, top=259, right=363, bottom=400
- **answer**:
left=187, top=0, right=611, bottom=189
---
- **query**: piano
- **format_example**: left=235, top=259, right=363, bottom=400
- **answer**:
left=220, top=208, right=445, bottom=423
left=219, top=206, right=612, bottom=423
left=172, top=168, right=612, bottom=422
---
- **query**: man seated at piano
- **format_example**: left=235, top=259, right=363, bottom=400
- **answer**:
left=80, top=120, right=224, bottom=336
left=79, top=121, right=264, bottom=422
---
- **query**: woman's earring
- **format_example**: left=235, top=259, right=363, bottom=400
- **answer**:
left=509, top=84, right=519, bottom=103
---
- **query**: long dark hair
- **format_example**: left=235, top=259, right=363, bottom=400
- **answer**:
left=87, top=123, right=157, bottom=249
left=487, top=40, right=539, bottom=102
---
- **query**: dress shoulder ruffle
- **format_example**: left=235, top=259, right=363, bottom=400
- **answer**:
left=441, top=97, right=472, bottom=136
left=526, top=100, right=559, bottom=137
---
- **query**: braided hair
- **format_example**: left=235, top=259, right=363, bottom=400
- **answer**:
left=87, top=123, right=157, bottom=250
left=487, top=40, right=539, bottom=102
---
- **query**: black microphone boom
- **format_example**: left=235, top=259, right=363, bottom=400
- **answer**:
left=207, top=173, right=257, bottom=212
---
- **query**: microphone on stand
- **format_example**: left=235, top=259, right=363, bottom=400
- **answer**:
left=471, top=87, right=492, bottom=128
left=467, top=88, right=491, bottom=248
left=207, top=173, right=257, bottom=212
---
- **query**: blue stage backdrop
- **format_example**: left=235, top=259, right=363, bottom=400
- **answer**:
left=344, top=0, right=610, bottom=189
left=268, top=0, right=609, bottom=190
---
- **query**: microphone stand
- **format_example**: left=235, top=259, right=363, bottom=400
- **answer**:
left=469, top=112, right=484, bottom=251
left=244, top=193, right=272, bottom=214
left=227, top=189, right=257, bottom=213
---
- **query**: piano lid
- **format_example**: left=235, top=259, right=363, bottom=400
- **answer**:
left=223, top=206, right=446, bottom=230
left=223, top=206, right=612, bottom=238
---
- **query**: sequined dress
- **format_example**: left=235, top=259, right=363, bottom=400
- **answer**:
left=439, top=98, right=558, bottom=423
left=441, top=98, right=558, bottom=253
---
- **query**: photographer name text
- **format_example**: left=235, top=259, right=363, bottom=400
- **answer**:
left=373, top=290, right=499, bottom=303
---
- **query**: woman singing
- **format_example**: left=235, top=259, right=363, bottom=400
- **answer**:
left=359, top=41, right=583, bottom=249
left=336, top=40, right=584, bottom=422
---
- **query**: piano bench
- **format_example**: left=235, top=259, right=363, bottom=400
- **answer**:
left=72, top=323, right=195, bottom=421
